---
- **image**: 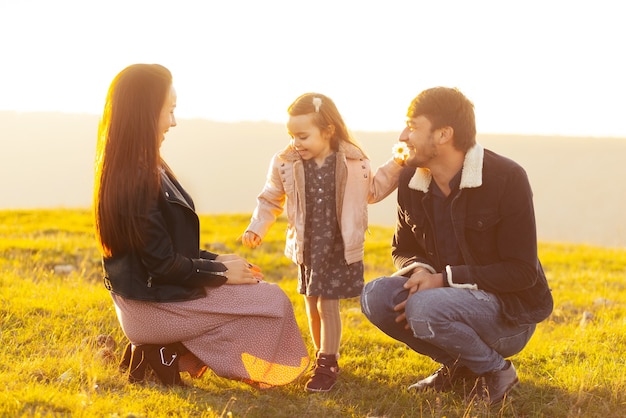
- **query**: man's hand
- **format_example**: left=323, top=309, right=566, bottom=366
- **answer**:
left=393, top=269, right=445, bottom=329
left=404, top=269, right=445, bottom=293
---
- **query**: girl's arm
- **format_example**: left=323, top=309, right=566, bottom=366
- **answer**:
left=368, top=157, right=404, bottom=204
left=242, top=155, right=287, bottom=246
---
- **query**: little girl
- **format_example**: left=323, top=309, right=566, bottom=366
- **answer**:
left=242, top=93, right=403, bottom=392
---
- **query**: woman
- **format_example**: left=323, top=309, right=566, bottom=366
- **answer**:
left=94, top=63, right=309, bottom=388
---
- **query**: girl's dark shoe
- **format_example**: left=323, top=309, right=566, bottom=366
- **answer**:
left=305, top=353, right=339, bottom=393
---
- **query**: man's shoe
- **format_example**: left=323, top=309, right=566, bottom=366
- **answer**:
left=408, top=364, right=478, bottom=392
left=473, top=360, right=519, bottom=404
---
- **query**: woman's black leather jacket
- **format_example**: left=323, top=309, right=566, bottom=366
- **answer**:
left=103, top=171, right=228, bottom=302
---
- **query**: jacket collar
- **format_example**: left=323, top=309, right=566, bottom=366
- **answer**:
left=160, top=169, right=194, bottom=210
left=278, top=141, right=366, bottom=162
left=408, top=143, right=484, bottom=192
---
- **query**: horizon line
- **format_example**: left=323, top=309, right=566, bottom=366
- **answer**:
left=2, top=109, right=626, bottom=140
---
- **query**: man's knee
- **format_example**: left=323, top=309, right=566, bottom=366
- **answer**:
left=360, top=278, right=384, bottom=319
left=404, top=289, right=449, bottom=328
left=360, top=277, right=402, bottom=321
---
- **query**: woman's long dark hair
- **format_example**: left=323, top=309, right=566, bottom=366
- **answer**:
left=94, top=64, right=172, bottom=257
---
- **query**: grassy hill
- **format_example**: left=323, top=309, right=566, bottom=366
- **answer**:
left=1, top=209, right=625, bottom=417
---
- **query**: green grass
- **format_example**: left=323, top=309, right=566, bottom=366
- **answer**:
left=1, top=209, right=625, bottom=417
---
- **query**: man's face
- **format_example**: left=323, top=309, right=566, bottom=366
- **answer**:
left=399, top=115, right=438, bottom=168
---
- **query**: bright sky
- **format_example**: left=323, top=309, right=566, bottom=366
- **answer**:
left=1, top=0, right=624, bottom=137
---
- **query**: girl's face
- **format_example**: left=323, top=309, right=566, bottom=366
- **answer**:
left=287, top=114, right=333, bottom=166
left=158, top=85, right=177, bottom=145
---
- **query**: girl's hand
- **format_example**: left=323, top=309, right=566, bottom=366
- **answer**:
left=393, top=156, right=407, bottom=166
left=222, top=259, right=264, bottom=284
left=392, top=142, right=409, bottom=166
left=241, top=230, right=262, bottom=249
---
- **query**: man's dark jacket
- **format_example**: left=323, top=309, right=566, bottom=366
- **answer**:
left=393, top=144, right=553, bottom=326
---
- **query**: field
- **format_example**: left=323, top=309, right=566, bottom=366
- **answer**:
left=1, top=209, right=625, bottom=417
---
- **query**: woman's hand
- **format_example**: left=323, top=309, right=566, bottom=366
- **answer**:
left=215, top=253, right=241, bottom=262
left=221, top=258, right=264, bottom=284
left=241, top=230, right=262, bottom=248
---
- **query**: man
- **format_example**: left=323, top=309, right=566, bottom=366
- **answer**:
left=360, top=87, right=553, bottom=404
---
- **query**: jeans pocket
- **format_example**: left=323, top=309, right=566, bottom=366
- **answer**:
left=491, top=324, right=536, bottom=357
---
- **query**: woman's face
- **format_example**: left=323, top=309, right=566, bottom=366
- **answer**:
left=158, top=85, right=177, bottom=144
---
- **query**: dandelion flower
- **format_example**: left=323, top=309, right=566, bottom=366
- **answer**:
left=392, top=142, right=410, bottom=162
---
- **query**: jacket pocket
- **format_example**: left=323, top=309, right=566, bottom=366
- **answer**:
left=464, top=209, right=500, bottom=261
left=465, top=209, right=500, bottom=232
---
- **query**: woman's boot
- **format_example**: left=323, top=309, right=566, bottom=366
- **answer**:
left=124, top=342, right=186, bottom=387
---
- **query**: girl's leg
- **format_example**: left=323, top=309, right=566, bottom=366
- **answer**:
left=306, top=297, right=341, bottom=393
left=304, top=295, right=321, bottom=353
left=318, top=297, right=341, bottom=358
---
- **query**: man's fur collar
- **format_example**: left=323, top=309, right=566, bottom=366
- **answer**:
left=408, top=143, right=484, bottom=192
left=278, top=141, right=366, bottom=161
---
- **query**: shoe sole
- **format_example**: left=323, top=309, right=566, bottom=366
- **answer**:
left=305, top=382, right=336, bottom=393
left=408, top=376, right=478, bottom=392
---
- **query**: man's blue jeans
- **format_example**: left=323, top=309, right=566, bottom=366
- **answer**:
left=361, top=276, right=536, bottom=375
